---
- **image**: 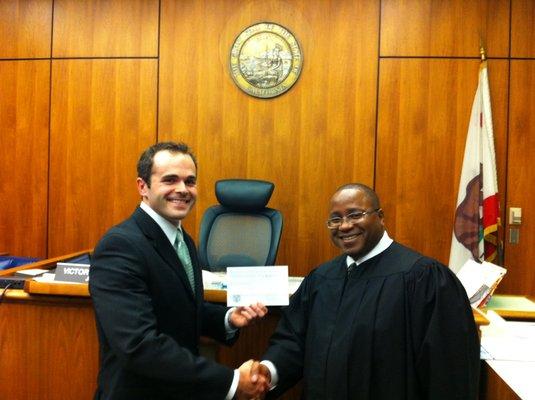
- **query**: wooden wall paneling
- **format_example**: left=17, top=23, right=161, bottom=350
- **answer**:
left=502, top=61, right=535, bottom=295
left=0, top=0, right=52, bottom=58
left=511, top=0, right=535, bottom=58
left=159, top=0, right=213, bottom=239
left=216, top=0, right=315, bottom=275
left=380, top=0, right=510, bottom=57
left=292, top=0, right=379, bottom=275
left=0, top=299, right=98, bottom=400
left=0, top=60, right=50, bottom=258
left=52, top=0, right=159, bottom=57
left=48, top=59, right=157, bottom=257
left=376, top=59, right=508, bottom=265
left=159, top=0, right=379, bottom=278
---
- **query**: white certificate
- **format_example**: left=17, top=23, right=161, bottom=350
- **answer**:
left=226, top=266, right=289, bottom=306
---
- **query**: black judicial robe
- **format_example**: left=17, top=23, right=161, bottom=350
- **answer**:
left=263, top=242, right=480, bottom=400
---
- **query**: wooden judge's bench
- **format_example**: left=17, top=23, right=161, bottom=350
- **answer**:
left=0, top=251, right=528, bottom=400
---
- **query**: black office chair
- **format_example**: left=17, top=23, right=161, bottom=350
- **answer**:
left=198, top=179, right=283, bottom=270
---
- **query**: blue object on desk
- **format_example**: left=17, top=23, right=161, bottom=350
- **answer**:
left=65, top=253, right=91, bottom=264
left=0, top=256, right=40, bottom=270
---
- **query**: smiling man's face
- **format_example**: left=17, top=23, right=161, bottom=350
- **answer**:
left=137, top=150, right=197, bottom=226
left=328, top=188, right=384, bottom=259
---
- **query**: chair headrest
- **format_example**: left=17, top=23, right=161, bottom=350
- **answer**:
left=215, top=179, right=274, bottom=211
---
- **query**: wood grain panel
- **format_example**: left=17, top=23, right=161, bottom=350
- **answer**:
left=0, top=299, right=98, bottom=400
left=53, top=0, right=158, bottom=57
left=501, top=61, right=535, bottom=295
left=159, top=0, right=379, bottom=278
left=48, top=59, right=157, bottom=256
left=376, top=59, right=508, bottom=265
left=0, top=0, right=52, bottom=58
left=0, top=60, right=49, bottom=258
left=381, top=0, right=510, bottom=57
left=511, top=0, right=535, bottom=58
left=480, top=362, right=522, bottom=400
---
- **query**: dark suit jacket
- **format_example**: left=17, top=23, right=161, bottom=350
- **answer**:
left=89, top=207, right=236, bottom=400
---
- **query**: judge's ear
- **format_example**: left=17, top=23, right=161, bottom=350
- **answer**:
left=377, top=208, right=386, bottom=227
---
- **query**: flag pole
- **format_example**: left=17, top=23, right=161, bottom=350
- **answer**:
left=479, top=34, right=487, bottom=62
left=478, top=41, right=503, bottom=266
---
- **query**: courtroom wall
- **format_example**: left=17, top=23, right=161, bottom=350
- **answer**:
left=0, top=0, right=533, bottom=294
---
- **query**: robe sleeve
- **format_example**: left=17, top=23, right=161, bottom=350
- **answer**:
left=407, top=259, right=480, bottom=400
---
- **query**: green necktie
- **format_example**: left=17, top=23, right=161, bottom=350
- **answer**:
left=174, top=229, right=195, bottom=294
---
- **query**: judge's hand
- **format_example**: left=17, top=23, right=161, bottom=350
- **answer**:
left=250, top=360, right=271, bottom=387
left=229, top=302, right=268, bottom=328
left=236, top=359, right=269, bottom=400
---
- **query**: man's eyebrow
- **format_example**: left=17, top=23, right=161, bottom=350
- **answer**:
left=161, top=174, right=179, bottom=180
left=329, top=208, right=365, bottom=216
left=160, top=173, right=196, bottom=180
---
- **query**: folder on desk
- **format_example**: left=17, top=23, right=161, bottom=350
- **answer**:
left=456, top=259, right=507, bottom=308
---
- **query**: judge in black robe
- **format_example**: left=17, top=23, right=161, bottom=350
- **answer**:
left=259, top=183, right=480, bottom=400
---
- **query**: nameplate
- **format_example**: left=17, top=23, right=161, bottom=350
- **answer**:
left=55, top=262, right=90, bottom=283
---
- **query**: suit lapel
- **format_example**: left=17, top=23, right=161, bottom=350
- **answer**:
left=132, top=207, right=197, bottom=302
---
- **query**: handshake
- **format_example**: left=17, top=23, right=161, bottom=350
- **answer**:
left=236, top=359, right=272, bottom=400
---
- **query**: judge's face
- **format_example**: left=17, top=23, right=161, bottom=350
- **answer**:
left=328, top=188, right=385, bottom=259
left=137, top=150, right=197, bottom=226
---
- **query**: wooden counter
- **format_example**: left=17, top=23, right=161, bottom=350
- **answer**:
left=18, top=278, right=498, bottom=326
left=0, top=288, right=97, bottom=400
left=7, top=261, right=525, bottom=400
left=22, top=279, right=228, bottom=303
left=484, top=294, right=535, bottom=321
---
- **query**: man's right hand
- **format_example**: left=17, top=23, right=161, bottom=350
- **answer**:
left=250, top=361, right=271, bottom=387
left=235, top=360, right=270, bottom=400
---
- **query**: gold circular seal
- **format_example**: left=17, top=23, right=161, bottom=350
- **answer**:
left=230, top=22, right=303, bottom=99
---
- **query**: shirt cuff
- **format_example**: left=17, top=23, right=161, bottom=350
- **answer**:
left=261, top=360, right=278, bottom=388
left=225, top=369, right=240, bottom=400
left=224, top=307, right=238, bottom=339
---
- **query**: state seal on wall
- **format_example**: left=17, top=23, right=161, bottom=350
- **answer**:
left=229, top=22, right=303, bottom=99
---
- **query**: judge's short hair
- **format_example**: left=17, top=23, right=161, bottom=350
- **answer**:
left=334, top=183, right=380, bottom=209
left=137, top=141, right=197, bottom=187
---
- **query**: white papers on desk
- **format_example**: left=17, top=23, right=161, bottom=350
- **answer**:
left=32, top=273, right=79, bottom=284
left=288, top=276, right=304, bottom=295
left=14, top=268, right=48, bottom=277
left=486, top=360, right=535, bottom=400
left=203, top=270, right=304, bottom=297
left=202, top=270, right=227, bottom=290
left=226, top=266, right=289, bottom=306
left=33, top=273, right=57, bottom=282
left=480, top=311, right=535, bottom=362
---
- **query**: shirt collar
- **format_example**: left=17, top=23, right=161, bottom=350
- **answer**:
left=346, top=231, right=393, bottom=267
left=139, top=201, right=182, bottom=246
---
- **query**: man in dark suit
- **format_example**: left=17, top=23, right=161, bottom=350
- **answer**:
left=89, top=142, right=269, bottom=400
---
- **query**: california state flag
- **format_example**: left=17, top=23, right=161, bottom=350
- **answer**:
left=449, top=60, right=500, bottom=273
